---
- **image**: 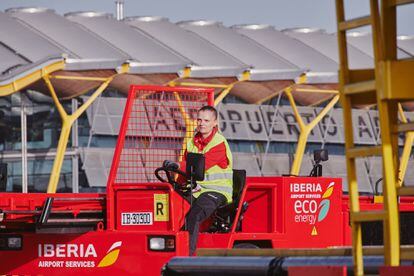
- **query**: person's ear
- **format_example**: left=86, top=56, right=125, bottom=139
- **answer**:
left=213, top=117, right=218, bottom=127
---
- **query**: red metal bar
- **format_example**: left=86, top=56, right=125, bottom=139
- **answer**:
left=380, top=266, right=414, bottom=276
left=106, top=85, right=213, bottom=230
left=106, top=83, right=137, bottom=230
left=288, top=266, right=347, bottom=276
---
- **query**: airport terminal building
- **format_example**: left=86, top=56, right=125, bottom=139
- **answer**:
left=1, top=7, right=414, bottom=194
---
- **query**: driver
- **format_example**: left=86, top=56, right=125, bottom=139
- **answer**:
left=163, top=105, right=233, bottom=256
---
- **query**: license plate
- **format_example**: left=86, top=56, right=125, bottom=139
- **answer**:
left=121, top=212, right=153, bottom=225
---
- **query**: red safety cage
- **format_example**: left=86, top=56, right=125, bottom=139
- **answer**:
left=106, top=85, right=214, bottom=228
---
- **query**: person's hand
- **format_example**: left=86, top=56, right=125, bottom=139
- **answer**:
left=191, top=183, right=201, bottom=193
left=162, top=160, right=179, bottom=170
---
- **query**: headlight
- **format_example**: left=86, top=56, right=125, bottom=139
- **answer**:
left=0, top=235, right=22, bottom=250
left=8, top=237, right=22, bottom=249
left=149, top=237, right=165, bottom=250
left=148, top=236, right=175, bottom=252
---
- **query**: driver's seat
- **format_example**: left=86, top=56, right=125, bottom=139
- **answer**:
left=209, top=169, right=247, bottom=233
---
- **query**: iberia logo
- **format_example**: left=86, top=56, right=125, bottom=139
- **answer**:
left=98, top=241, right=122, bottom=268
left=312, top=182, right=335, bottom=235
left=317, top=182, right=335, bottom=222
left=37, top=241, right=123, bottom=268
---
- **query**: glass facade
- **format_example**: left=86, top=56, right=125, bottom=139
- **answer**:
left=4, top=159, right=72, bottom=192
left=0, top=92, right=73, bottom=152
left=0, top=90, right=75, bottom=192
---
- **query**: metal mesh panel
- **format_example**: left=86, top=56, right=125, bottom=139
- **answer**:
left=114, top=86, right=212, bottom=184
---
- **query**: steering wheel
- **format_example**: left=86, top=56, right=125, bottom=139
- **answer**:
left=154, top=166, right=196, bottom=192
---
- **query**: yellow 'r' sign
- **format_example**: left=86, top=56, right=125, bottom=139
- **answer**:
left=154, top=194, right=169, bottom=221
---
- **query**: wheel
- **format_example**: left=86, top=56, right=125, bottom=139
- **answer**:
left=233, top=242, right=259, bottom=249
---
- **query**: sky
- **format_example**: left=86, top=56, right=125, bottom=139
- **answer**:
left=0, top=0, right=413, bottom=35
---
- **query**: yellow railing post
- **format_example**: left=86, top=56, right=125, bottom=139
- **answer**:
left=44, top=75, right=115, bottom=193
left=397, top=104, right=414, bottom=186
left=378, top=100, right=400, bottom=266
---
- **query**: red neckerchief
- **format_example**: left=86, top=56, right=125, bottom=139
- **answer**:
left=193, top=127, right=218, bottom=151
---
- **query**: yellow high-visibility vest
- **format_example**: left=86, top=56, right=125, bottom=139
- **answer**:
left=186, top=132, right=233, bottom=203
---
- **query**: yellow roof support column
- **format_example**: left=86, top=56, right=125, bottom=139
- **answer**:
left=176, top=82, right=228, bottom=88
left=169, top=69, right=250, bottom=106
left=255, top=75, right=308, bottom=105
left=173, top=90, right=196, bottom=157
left=286, top=89, right=340, bottom=175
left=214, top=71, right=250, bottom=106
left=170, top=74, right=251, bottom=105
left=0, top=61, right=65, bottom=97
left=168, top=69, right=251, bottom=154
left=167, top=67, right=192, bottom=87
left=167, top=67, right=194, bottom=158
left=44, top=74, right=116, bottom=193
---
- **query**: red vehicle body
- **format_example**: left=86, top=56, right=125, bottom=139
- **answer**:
left=0, top=85, right=413, bottom=275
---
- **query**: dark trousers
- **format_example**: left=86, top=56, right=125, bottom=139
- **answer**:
left=185, top=192, right=227, bottom=255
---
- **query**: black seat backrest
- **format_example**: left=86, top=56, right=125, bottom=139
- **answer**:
left=232, top=169, right=246, bottom=203
left=210, top=169, right=247, bottom=232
